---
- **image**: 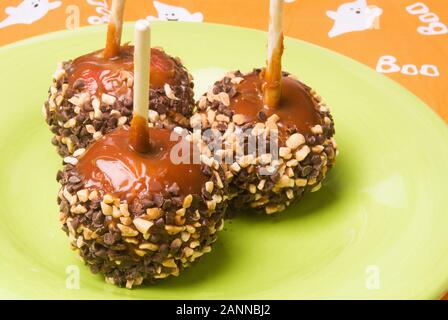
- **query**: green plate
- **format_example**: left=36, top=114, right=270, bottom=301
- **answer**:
left=1, top=22, right=447, bottom=300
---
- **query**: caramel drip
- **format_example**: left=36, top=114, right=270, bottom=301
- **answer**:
left=231, top=72, right=320, bottom=133
left=67, top=46, right=177, bottom=98
left=77, top=127, right=206, bottom=202
left=103, top=22, right=120, bottom=59
left=129, top=115, right=151, bottom=153
left=263, top=33, right=284, bottom=109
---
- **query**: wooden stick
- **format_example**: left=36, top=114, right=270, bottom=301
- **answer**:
left=129, top=19, right=151, bottom=153
left=263, top=0, right=284, bottom=109
left=103, top=0, right=126, bottom=59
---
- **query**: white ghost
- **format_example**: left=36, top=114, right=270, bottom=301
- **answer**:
left=147, top=1, right=203, bottom=22
left=326, top=0, right=382, bottom=38
left=0, top=0, right=61, bottom=29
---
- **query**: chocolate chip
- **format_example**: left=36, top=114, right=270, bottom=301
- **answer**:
left=257, top=111, right=267, bottom=121
left=170, top=238, right=182, bottom=253
left=325, top=146, right=335, bottom=159
left=167, top=182, right=180, bottom=196
left=150, top=234, right=161, bottom=244
left=270, top=172, right=281, bottom=182
left=68, top=175, right=81, bottom=184
left=228, top=86, right=237, bottom=98
left=212, top=86, right=220, bottom=94
left=301, top=165, right=312, bottom=176
left=95, top=248, right=107, bottom=258
left=217, top=123, right=227, bottom=131
left=140, top=198, right=154, bottom=209
left=70, top=216, right=80, bottom=231
left=159, top=243, right=169, bottom=256
left=306, top=135, right=316, bottom=145
left=162, top=199, right=173, bottom=210
left=83, top=103, right=93, bottom=112
left=201, top=165, right=212, bottom=177
left=103, top=232, right=116, bottom=245
left=310, top=169, right=319, bottom=178
left=316, top=135, right=325, bottom=145
left=90, top=265, right=100, bottom=274
left=73, top=79, right=85, bottom=90
left=165, top=211, right=175, bottom=225
left=152, top=253, right=163, bottom=264
left=311, top=154, right=322, bottom=165
left=155, top=217, right=165, bottom=227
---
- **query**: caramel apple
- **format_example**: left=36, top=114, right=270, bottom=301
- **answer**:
left=43, top=0, right=194, bottom=157
left=57, top=20, right=227, bottom=288
left=191, top=0, right=337, bottom=214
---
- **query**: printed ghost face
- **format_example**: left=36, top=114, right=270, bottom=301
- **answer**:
left=326, top=0, right=382, bottom=38
left=31, top=0, right=41, bottom=8
left=0, top=0, right=61, bottom=28
left=15, top=0, right=60, bottom=18
left=148, top=1, right=203, bottom=22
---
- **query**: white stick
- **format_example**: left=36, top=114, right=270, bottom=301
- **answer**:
left=267, top=0, right=283, bottom=67
left=104, top=0, right=126, bottom=58
left=133, top=19, right=151, bottom=120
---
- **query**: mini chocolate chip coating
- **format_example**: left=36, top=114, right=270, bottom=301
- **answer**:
left=43, top=46, right=195, bottom=158
left=193, top=69, right=338, bottom=214
left=57, top=129, right=228, bottom=288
